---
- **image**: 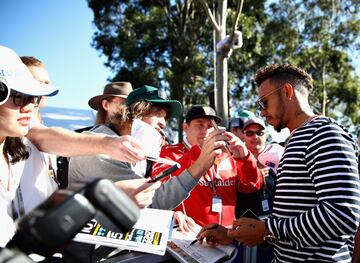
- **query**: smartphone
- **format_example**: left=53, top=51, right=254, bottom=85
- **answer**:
left=148, top=163, right=180, bottom=182
left=210, top=118, right=232, bottom=155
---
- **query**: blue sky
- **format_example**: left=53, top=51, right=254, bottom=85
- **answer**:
left=0, top=0, right=111, bottom=110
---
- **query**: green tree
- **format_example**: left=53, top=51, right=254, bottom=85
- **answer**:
left=88, top=0, right=213, bottom=110
left=88, top=0, right=359, bottom=134
left=262, top=0, right=360, bottom=132
left=87, top=0, right=269, bottom=119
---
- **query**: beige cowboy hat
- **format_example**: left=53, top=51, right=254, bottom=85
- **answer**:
left=88, top=82, right=133, bottom=110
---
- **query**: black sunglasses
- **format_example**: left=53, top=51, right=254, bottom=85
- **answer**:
left=1, top=81, right=41, bottom=107
left=244, top=130, right=265, bottom=137
left=257, top=86, right=283, bottom=110
left=10, top=91, right=41, bottom=107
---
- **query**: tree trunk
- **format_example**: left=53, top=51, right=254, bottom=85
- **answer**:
left=215, top=0, right=229, bottom=127
left=321, top=63, right=327, bottom=116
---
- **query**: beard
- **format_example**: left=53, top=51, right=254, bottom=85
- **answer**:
left=274, top=121, right=285, bottom=132
left=273, top=103, right=287, bottom=132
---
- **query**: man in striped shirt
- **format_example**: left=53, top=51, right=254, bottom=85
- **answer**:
left=198, top=64, right=360, bottom=262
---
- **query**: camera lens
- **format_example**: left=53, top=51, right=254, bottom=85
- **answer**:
left=0, top=81, right=10, bottom=105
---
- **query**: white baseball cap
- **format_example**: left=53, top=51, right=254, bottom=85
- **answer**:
left=257, top=143, right=284, bottom=172
left=0, top=45, right=58, bottom=105
left=243, top=116, right=266, bottom=130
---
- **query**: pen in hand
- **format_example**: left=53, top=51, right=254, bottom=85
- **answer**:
left=188, top=224, right=219, bottom=247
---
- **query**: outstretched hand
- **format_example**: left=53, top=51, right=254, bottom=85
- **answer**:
left=174, top=211, right=198, bottom=233
left=115, top=178, right=161, bottom=208
left=107, top=135, right=146, bottom=163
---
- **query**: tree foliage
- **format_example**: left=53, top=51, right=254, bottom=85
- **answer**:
left=88, top=0, right=268, bottom=112
left=88, top=0, right=359, bottom=133
left=262, top=0, right=360, bottom=132
left=88, top=0, right=214, bottom=110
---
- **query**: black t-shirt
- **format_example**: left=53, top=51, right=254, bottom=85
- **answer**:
left=235, top=166, right=276, bottom=218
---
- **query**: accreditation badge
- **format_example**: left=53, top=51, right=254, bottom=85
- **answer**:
left=212, top=195, right=222, bottom=213
left=262, top=199, right=269, bottom=212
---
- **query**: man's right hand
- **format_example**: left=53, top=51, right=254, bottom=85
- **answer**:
left=197, top=223, right=233, bottom=245
left=114, top=179, right=161, bottom=208
left=188, top=129, right=229, bottom=179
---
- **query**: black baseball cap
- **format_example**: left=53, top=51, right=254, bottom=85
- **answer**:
left=230, top=117, right=244, bottom=129
left=185, top=105, right=222, bottom=124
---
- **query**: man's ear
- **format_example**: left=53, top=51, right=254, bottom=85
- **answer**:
left=283, top=83, right=294, bottom=100
left=102, top=99, right=109, bottom=111
left=183, top=122, right=189, bottom=132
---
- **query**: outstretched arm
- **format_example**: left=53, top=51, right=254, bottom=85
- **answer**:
left=27, top=124, right=145, bottom=163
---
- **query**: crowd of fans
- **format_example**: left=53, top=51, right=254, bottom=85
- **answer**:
left=0, top=44, right=359, bottom=263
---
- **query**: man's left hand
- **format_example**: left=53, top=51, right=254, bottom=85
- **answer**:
left=228, top=218, right=266, bottom=247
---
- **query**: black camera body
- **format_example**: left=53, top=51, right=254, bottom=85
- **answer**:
left=6, top=179, right=140, bottom=258
left=82, top=179, right=140, bottom=234
left=7, top=191, right=96, bottom=257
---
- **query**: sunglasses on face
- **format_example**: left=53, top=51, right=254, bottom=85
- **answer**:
left=244, top=130, right=265, bottom=137
left=257, top=98, right=268, bottom=111
left=0, top=81, right=41, bottom=107
left=257, top=86, right=284, bottom=110
left=10, top=90, right=41, bottom=107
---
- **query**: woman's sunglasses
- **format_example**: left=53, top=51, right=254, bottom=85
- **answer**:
left=10, top=91, right=41, bottom=107
left=0, top=81, right=41, bottom=107
left=244, top=130, right=265, bottom=137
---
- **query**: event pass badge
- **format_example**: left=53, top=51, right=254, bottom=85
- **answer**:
left=212, top=195, right=222, bottom=213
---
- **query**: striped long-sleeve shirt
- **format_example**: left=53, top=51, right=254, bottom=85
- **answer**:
left=266, top=116, right=360, bottom=262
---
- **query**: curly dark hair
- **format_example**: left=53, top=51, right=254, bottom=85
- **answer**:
left=254, top=64, right=313, bottom=92
left=3, top=137, right=30, bottom=164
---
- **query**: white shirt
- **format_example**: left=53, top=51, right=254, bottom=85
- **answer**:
left=0, top=157, right=25, bottom=247
left=20, top=139, right=58, bottom=213
left=17, top=119, right=59, bottom=214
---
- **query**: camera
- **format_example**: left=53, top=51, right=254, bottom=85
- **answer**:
left=80, top=179, right=140, bottom=234
left=7, top=190, right=96, bottom=257
left=6, top=179, right=140, bottom=258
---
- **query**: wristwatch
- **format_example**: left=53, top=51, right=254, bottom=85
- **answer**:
left=263, top=229, right=278, bottom=244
